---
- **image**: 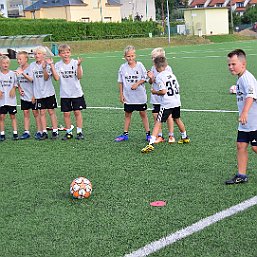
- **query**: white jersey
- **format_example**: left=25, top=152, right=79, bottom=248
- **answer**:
left=17, top=66, right=34, bottom=102
left=0, top=70, right=17, bottom=107
left=55, top=59, right=84, bottom=98
left=30, top=61, right=56, bottom=99
left=236, top=70, right=257, bottom=131
left=118, top=61, right=147, bottom=104
left=150, top=65, right=173, bottom=105
left=155, top=70, right=181, bottom=109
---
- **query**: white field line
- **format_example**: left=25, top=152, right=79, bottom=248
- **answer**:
left=124, top=196, right=257, bottom=257
left=16, top=105, right=238, bottom=113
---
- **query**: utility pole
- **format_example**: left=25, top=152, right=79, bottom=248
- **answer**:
left=167, top=0, right=170, bottom=43
left=161, top=0, right=165, bottom=28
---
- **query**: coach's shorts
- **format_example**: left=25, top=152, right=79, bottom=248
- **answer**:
left=152, top=104, right=161, bottom=113
left=124, top=103, right=147, bottom=113
left=36, top=95, right=57, bottom=110
left=157, top=106, right=181, bottom=123
left=21, top=99, right=37, bottom=110
left=237, top=130, right=257, bottom=146
left=0, top=105, right=17, bottom=115
left=61, top=96, right=86, bottom=112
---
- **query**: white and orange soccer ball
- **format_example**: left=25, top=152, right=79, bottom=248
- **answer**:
left=229, top=85, right=237, bottom=94
left=70, top=177, right=92, bottom=199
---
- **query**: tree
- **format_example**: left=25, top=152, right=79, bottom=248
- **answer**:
left=241, top=5, right=257, bottom=24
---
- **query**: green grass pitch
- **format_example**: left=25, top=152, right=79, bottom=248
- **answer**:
left=1, top=40, right=257, bottom=257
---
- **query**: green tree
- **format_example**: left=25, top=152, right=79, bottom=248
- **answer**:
left=241, top=5, right=257, bottom=24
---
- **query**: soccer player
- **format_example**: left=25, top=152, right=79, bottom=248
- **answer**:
left=225, top=49, right=257, bottom=185
left=115, top=45, right=150, bottom=142
left=47, top=44, right=86, bottom=140
left=30, top=46, right=58, bottom=140
left=148, top=47, right=175, bottom=144
left=141, top=56, right=189, bottom=153
left=16, top=51, right=41, bottom=140
left=0, top=55, right=19, bottom=141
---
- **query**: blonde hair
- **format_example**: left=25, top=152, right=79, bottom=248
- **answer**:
left=17, top=51, right=29, bottom=60
left=0, top=55, right=10, bottom=63
left=34, top=46, right=47, bottom=55
left=151, top=47, right=166, bottom=59
left=58, top=44, right=71, bottom=54
left=124, top=45, right=135, bottom=56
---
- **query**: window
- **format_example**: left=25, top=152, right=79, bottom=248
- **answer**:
left=236, top=2, right=243, bottom=7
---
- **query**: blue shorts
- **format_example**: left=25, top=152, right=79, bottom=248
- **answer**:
left=237, top=130, right=257, bottom=146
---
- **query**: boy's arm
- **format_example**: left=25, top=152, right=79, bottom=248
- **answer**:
left=44, top=58, right=59, bottom=80
left=16, top=68, right=33, bottom=82
left=147, top=70, right=155, bottom=84
left=151, top=88, right=166, bottom=95
left=77, top=57, right=83, bottom=80
left=9, top=86, right=17, bottom=98
left=131, top=79, right=145, bottom=90
left=119, top=82, right=125, bottom=103
left=239, top=97, right=253, bottom=125
left=18, top=85, right=24, bottom=96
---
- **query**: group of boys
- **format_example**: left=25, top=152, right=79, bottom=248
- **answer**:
left=115, top=46, right=257, bottom=186
left=0, top=44, right=86, bottom=141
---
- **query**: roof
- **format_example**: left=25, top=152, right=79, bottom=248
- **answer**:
left=190, top=0, right=207, bottom=7
left=208, top=0, right=224, bottom=6
left=25, top=0, right=86, bottom=11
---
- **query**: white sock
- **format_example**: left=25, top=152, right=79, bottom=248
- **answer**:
left=77, top=127, right=82, bottom=134
left=52, top=128, right=58, bottom=133
left=149, top=136, right=156, bottom=145
left=24, top=130, right=30, bottom=134
left=180, top=131, right=187, bottom=139
left=13, top=131, right=18, bottom=135
left=1, top=131, right=5, bottom=135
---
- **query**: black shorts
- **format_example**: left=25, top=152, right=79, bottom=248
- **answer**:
left=157, top=106, right=181, bottom=123
left=36, top=95, right=57, bottom=110
left=0, top=105, right=17, bottom=115
left=21, top=99, right=37, bottom=110
left=237, top=130, right=257, bottom=146
left=61, top=96, right=86, bottom=112
left=152, top=104, right=161, bottom=113
left=124, top=103, right=147, bottom=113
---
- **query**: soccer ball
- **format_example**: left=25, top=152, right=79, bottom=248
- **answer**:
left=70, top=177, right=92, bottom=199
left=229, top=85, right=237, bottom=94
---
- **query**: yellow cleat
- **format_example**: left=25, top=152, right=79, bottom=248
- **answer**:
left=141, top=144, right=154, bottom=153
left=177, top=137, right=190, bottom=144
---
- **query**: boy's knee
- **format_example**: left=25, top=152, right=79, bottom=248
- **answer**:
left=252, top=146, right=257, bottom=153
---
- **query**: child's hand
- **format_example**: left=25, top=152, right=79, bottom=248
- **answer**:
left=9, top=87, right=16, bottom=98
left=131, top=83, right=138, bottom=90
left=45, top=58, right=54, bottom=65
left=31, top=96, right=36, bottom=104
left=151, top=88, right=157, bottom=95
left=119, top=94, right=125, bottom=103
left=18, top=87, right=25, bottom=96
left=42, top=60, right=47, bottom=69
left=147, top=70, right=154, bottom=79
left=15, top=68, right=23, bottom=76
left=78, top=57, right=83, bottom=66
left=0, top=91, right=3, bottom=98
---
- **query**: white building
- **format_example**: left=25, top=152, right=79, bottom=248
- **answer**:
left=119, top=0, right=156, bottom=21
left=0, top=0, right=8, bottom=17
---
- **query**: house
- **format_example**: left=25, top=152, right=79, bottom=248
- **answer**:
left=0, top=0, right=8, bottom=17
left=23, top=0, right=121, bottom=22
left=184, top=7, right=229, bottom=35
left=189, top=0, right=257, bottom=16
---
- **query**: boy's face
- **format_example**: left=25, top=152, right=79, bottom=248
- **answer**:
left=1, top=59, right=10, bottom=70
left=125, top=50, right=136, bottom=65
left=34, top=51, right=45, bottom=62
left=17, top=54, right=28, bottom=66
left=59, top=49, right=71, bottom=62
left=227, top=55, right=246, bottom=76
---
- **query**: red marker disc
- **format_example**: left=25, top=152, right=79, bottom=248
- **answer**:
left=150, top=201, right=166, bottom=207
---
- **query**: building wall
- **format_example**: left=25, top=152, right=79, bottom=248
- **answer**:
left=0, top=0, right=8, bottom=17
left=184, top=8, right=228, bottom=36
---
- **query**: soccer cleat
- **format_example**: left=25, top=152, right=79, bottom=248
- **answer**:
left=155, top=136, right=165, bottom=144
left=76, top=132, right=84, bottom=140
left=168, top=136, right=176, bottom=144
left=13, top=134, right=19, bottom=140
left=40, top=132, right=48, bottom=140
left=34, top=132, right=42, bottom=140
left=62, top=133, right=73, bottom=140
left=141, top=144, right=154, bottom=153
left=225, top=174, right=248, bottom=185
left=115, top=134, right=128, bottom=142
left=0, top=135, right=6, bottom=141
left=177, top=136, right=190, bottom=144
left=20, top=132, right=30, bottom=140
left=146, top=134, right=151, bottom=142
left=51, top=131, right=58, bottom=140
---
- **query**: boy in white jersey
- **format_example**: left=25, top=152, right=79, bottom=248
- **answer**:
left=115, top=45, right=150, bottom=142
left=0, top=55, right=19, bottom=141
left=225, top=49, right=257, bottom=185
left=30, top=46, right=58, bottom=140
left=141, top=56, right=189, bottom=153
left=16, top=51, right=41, bottom=140
left=48, top=44, right=86, bottom=140
left=148, top=47, right=175, bottom=144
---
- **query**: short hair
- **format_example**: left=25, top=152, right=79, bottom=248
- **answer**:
left=151, top=47, right=165, bottom=59
left=34, top=46, right=47, bottom=55
left=17, top=51, right=29, bottom=60
left=154, top=56, right=168, bottom=70
left=0, top=55, right=10, bottom=62
left=227, top=49, right=246, bottom=60
left=58, top=44, right=70, bottom=54
left=124, top=45, right=135, bottom=55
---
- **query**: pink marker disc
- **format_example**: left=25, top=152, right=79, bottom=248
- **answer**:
left=150, top=201, right=166, bottom=207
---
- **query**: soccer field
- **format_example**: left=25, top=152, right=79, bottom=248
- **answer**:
left=1, top=40, right=257, bottom=257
